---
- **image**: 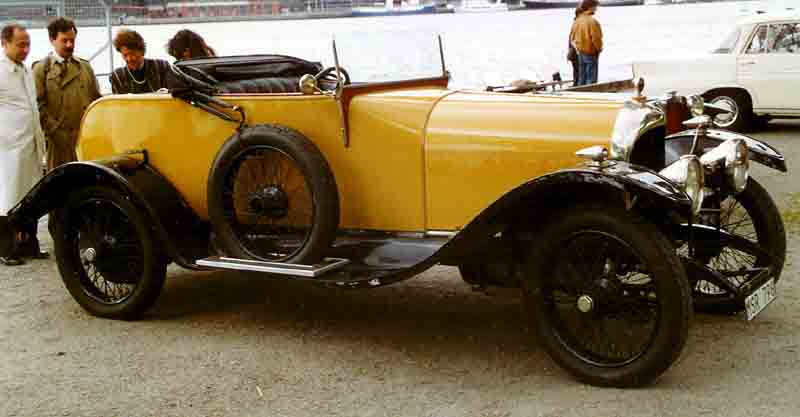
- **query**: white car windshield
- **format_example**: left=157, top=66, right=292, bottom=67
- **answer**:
left=713, top=28, right=741, bottom=54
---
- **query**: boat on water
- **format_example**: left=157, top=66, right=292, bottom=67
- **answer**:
left=351, top=0, right=453, bottom=16
left=522, top=0, right=644, bottom=8
left=455, top=0, right=509, bottom=13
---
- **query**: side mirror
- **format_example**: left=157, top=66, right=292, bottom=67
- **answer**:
left=299, top=74, right=319, bottom=95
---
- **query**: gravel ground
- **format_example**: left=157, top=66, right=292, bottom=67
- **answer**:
left=2, top=121, right=799, bottom=417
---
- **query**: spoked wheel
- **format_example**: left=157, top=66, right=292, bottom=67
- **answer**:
left=209, top=125, right=339, bottom=264
left=525, top=207, right=690, bottom=387
left=682, top=178, right=785, bottom=314
left=53, top=187, right=167, bottom=320
left=223, top=146, right=314, bottom=261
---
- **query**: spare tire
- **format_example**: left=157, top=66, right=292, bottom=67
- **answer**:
left=208, top=124, right=339, bottom=264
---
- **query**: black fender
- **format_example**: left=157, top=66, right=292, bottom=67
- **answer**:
left=2, top=156, right=210, bottom=268
left=665, top=129, right=787, bottom=172
left=438, top=161, right=692, bottom=261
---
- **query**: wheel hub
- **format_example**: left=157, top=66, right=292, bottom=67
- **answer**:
left=248, top=185, right=289, bottom=218
left=81, top=247, right=97, bottom=263
left=577, top=295, right=595, bottom=313
left=710, top=96, right=738, bottom=127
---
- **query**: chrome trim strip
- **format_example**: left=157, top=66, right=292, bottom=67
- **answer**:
left=196, top=257, right=350, bottom=278
left=425, top=230, right=458, bottom=238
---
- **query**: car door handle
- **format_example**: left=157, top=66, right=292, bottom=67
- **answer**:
left=740, top=61, right=757, bottom=65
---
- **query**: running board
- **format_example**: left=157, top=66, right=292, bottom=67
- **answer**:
left=196, top=256, right=350, bottom=278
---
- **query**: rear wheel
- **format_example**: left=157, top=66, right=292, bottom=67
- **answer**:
left=524, top=207, right=691, bottom=387
left=53, top=186, right=167, bottom=320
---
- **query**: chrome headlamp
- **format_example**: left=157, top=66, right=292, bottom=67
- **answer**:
left=687, top=94, right=705, bottom=117
left=659, top=155, right=705, bottom=215
left=699, top=138, right=750, bottom=193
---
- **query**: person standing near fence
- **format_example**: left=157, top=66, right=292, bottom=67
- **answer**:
left=0, top=24, right=48, bottom=265
left=110, top=29, right=172, bottom=94
left=569, top=0, right=603, bottom=86
left=33, top=17, right=102, bottom=171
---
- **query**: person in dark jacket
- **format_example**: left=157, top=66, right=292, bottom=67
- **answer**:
left=166, top=29, right=216, bottom=61
left=110, top=29, right=171, bottom=94
left=566, top=8, right=580, bottom=86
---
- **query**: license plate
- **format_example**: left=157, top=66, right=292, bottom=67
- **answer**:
left=744, top=278, right=776, bottom=321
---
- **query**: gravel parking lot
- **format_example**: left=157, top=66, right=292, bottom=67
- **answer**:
left=2, top=121, right=799, bottom=417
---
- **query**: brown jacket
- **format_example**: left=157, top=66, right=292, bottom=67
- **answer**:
left=33, top=54, right=102, bottom=170
left=570, top=12, right=603, bottom=56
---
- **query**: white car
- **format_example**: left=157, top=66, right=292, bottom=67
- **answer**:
left=633, top=10, right=800, bottom=132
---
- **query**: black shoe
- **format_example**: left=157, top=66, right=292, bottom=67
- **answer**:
left=0, top=256, right=25, bottom=266
left=18, top=238, right=48, bottom=259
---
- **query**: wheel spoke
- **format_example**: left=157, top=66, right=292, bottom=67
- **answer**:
left=221, top=146, right=313, bottom=262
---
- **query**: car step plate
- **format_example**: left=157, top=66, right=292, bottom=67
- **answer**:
left=744, top=278, right=777, bottom=321
left=196, top=256, right=350, bottom=278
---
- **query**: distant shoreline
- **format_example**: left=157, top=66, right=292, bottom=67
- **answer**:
left=0, top=0, right=759, bottom=30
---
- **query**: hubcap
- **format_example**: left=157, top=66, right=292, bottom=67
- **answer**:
left=81, top=247, right=97, bottom=263
left=248, top=185, right=289, bottom=219
left=710, top=96, right=739, bottom=128
left=577, top=295, right=595, bottom=313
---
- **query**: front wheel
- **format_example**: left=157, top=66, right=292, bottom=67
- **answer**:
left=524, top=207, right=691, bottom=387
left=686, top=178, right=786, bottom=314
left=53, top=186, right=168, bottom=320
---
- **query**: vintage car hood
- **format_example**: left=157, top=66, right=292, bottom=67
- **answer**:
left=423, top=90, right=625, bottom=229
left=633, top=53, right=738, bottom=97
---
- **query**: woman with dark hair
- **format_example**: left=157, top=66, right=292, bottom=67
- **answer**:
left=166, top=29, right=216, bottom=61
left=569, top=0, right=603, bottom=86
left=110, top=29, right=171, bottom=94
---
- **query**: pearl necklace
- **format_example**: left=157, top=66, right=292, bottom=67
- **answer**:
left=125, top=63, right=148, bottom=85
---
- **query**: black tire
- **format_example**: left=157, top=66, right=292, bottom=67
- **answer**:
left=53, top=186, right=167, bottom=320
left=688, top=178, right=786, bottom=314
left=208, top=124, right=339, bottom=264
left=706, top=89, right=754, bottom=133
left=524, top=207, right=691, bottom=387
left=458, top=261, right=486, bottom=285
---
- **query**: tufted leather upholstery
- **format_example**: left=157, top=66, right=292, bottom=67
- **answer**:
left=216, top=77, right=302, bottom=94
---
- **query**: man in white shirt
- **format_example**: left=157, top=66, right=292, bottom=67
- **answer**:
left=0, top=24, right=48, bottom=266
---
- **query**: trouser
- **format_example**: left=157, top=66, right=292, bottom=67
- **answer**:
left=570, top=58, right=579, bottom=86
left=577, top=52, right=599, bottom=86
left=46, top=128, right=79, bottom=171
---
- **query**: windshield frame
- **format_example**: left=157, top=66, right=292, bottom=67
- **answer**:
left=712, top=27, right=742, bottom=54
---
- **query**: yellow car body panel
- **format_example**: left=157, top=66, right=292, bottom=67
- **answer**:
left=424, top=91, right=623, bottom=230
left=79, top=88, right=450, bottom=231
left=78, top=87, right=625, bottom=233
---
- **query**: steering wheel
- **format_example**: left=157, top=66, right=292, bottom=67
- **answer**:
left=315, top=66, right=351, bottom=89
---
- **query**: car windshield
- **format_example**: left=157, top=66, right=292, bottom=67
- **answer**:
left=713, top=27, right=741, bottom=54
left=335, top=32, right=445, bottom=83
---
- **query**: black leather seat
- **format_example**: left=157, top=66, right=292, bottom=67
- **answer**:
left=215, top=77, right=301, bottom=94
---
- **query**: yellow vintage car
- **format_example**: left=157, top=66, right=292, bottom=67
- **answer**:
left=0, top=49, right=788, bottom=388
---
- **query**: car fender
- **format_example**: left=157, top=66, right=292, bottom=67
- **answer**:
left=633, top=54, right=737, bottom=98
left=3, top=156, right=209, bottom=267
left=438, top=161, right=692, bottom=260
left=665, top=129, right=787, bottom=172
